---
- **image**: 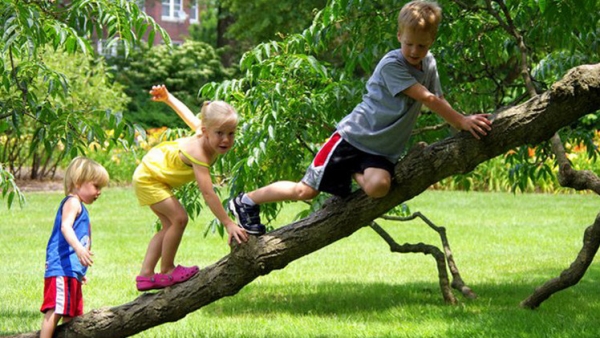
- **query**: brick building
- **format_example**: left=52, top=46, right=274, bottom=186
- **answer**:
left=142, top=0, right=199, bottom=44
left=97, top=0, right=199, bottom=55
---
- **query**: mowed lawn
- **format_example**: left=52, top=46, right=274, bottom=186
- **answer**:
left=1, top=187, right=599, bottom=337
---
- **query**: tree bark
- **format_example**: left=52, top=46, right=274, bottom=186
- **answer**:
left=10, top=64, right=600, bottom=337
left=216, top=4, right=237, bottom=67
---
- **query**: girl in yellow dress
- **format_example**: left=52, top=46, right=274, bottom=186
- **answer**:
left=133, top=85, right=248, bottom=291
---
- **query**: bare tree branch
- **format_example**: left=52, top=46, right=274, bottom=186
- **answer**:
left=369, top=221, right=457, bottom=304
left=520, top=212, right=600, bottom=309
left=482, top=0, right=600, bottom=308
left=550, top=134, right=600, bottom=194
left=377, top=212, right=477, bottom=299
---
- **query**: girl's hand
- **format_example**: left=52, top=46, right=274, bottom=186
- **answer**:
left=225, top=222, right=249, bottom=245
left=149, top=84, right=169, bottom=102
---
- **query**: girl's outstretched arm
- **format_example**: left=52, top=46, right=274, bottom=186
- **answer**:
left=193, top=165, right=249, bottom=245
left=149, top=84, right=201, bottom=131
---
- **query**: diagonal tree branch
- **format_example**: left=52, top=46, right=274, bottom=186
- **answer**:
left=487, top=0, right=600, bottom=309
left=8, top=64, right=600, bottom=338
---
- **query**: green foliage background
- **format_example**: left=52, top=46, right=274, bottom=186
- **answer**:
left=0, top=0, right=169, bottom=206
left=200, top=0, right=599, bottom=221
left=109, top=40, right=235, bottom=128
left=1, top=0, right=599, bottom=219
left=0, top=0, right=599, bottom=334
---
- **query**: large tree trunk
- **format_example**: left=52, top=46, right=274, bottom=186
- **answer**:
left=216, top=3, right=237, bottom=67
left=11, top=64, right=600, bottom=338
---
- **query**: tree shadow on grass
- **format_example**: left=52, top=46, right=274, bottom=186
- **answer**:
left=200, top=265, right=600, bottom=338
left=212, top=264, right=600, bottom=315
left=225, top=281, right=444, bottom=316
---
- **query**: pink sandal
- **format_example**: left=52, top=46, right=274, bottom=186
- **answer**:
left=136, top=273, right=173, bottom=291
left=170, top=265, right=199, bottom=283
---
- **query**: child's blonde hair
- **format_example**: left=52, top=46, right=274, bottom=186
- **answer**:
left=63, top=157, right=110, bottom=196
left=195, top=100, right=239, bottom=136
left=398, top=1, right=442, bottom=40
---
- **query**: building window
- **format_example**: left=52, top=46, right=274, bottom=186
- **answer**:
left=162, top=0, right=186, bottom=22
left=189, top=0, right=198, bottom=24
left=97, top=39, right=120, bottom=58
left=136, top=0, right=145, bottom=12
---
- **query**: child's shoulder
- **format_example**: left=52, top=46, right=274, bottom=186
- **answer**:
left=178, top=136, right=205, bottom=156
left=176, top=135, right=193, bottom=143
left=381, top=49, right=402, bottom=62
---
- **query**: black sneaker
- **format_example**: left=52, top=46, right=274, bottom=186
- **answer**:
left=229, top=193, right=266, bottom=235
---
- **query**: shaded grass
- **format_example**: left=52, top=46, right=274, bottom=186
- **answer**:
left=0, top=188, right=598, bottom=337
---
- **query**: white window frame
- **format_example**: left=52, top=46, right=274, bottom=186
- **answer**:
left=136, top=0, right=145, bottom=12
left=162, top=0, right=187, bottom=22
left=97, top=39, right=119, bottom=57
left=189, top=0, right=198, bottom=24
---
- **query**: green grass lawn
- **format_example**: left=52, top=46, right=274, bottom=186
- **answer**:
left=1, top=188, right=598, bottom=337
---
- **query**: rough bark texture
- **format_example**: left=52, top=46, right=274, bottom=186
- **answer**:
left=10, top=64, right=600, bottom=338
left=550, top=133, right=600, bottom=194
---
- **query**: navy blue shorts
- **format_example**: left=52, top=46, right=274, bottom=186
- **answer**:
left=302, top=132, right=395, bottom=197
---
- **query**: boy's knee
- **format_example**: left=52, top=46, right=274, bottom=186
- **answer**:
left=295, top=184, right=319, bottom=200
left=365, top=185, right=390, bottom=199
left=364, top=179, right=391, bottom=199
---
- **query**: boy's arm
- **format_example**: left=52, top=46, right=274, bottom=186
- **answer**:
left=60, top=197, right=93, bottom=267
left=403, top=83, right=492, bottom=139
left=193, top=165, right=249, bottom=245
left=149, top=85, right=202, bottom=132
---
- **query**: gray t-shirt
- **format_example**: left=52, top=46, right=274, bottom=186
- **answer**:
left=336, top=49, right=442, bottom=162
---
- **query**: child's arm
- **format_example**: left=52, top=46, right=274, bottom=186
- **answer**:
left=403, top=83, right=492, bottom=139
left=149, top=85, right=201, bottom=132
left=193, top=166, right=249, bottom=245
left=60, top=197, right=93, bottom=267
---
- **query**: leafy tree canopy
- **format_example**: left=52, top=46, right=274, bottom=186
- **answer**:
left=220, top=0, right=329, bottom=45
left=109, top=40, right=235, bottom=129
left=0, top=0, right=169, bottom=207
left=200, top=0, right=599, bottom=223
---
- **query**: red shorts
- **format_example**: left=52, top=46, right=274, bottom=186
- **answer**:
left=40, top=276, right=84, bottom=317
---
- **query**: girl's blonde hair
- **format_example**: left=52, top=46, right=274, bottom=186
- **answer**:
left=195, top=100, right=239, bottom=136
left=398, top=1, right=442, bottom=40
left=64, top=156, right=110, bottom=196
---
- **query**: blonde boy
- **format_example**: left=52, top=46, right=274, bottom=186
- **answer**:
left=230, top=1, right=492, bottom=234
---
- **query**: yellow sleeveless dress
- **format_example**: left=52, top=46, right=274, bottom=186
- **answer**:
left=132, top=139, right=209, bottom=206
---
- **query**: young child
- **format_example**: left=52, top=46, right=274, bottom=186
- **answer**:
left=40, top=157, right=109, bottom=338
left=133, top=85, right=249, bottom=292
left=229, top=0, right=492, bottom=235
